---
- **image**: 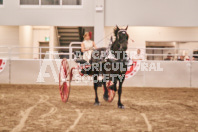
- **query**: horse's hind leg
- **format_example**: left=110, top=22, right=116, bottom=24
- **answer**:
left=93, top=75, right=100, bottom=105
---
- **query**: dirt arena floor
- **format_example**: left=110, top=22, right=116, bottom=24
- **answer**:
left=0, top=84, right=198, bottom=132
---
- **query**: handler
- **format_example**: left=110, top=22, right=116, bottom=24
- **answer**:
left=81, top=32, right=97, bottom=62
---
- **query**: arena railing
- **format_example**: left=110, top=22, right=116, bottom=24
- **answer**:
left=67, top=43, right=194, bottom=61
left=69, top=42, right=82, bottom=60
left=127, top=47, right=191, bottom=61
left=0, top=46, right=10, bottom=59
left=9, top=47, right=71, bottom=59
left=0, top=44, right=81, bottom=60
left=0, top=45, right=196, bottom=61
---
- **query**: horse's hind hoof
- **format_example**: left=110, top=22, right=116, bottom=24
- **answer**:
left=118, top=105, right=125, bottom=109
left=103, top=94, right=109, bottom=102
left=94, top=102, right=100, bottom=106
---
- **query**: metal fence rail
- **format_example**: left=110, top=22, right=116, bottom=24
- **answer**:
left=0, top=42, right=198, bottom=61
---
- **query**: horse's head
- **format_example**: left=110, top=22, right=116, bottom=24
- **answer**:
left=112, top=25, right=129, bottom=51
left=114, top=25, right=129, bottom=42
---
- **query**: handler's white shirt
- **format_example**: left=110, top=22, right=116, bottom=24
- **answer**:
left=83, top=40, right=94, bottom=62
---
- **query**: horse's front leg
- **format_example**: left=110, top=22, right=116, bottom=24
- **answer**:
left=93, top=75, right=100, bottom=105
left=118, top=75, right=125, bottom=109
left=103, top=76, right=109, bottom=101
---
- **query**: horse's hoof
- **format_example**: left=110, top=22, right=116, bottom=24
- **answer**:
left=118, top=104, right=125, bottom=109
left=103, top=94, right=109, bottom=102
left=94, top=102, right=100, bottom=106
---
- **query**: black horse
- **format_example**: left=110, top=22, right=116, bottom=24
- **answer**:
left=82, top=25, right=129, bottom=109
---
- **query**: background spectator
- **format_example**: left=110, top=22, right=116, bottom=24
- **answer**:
left=132, top=49, right=145, bottom=60
left=164, top=53, right=172, bottom=61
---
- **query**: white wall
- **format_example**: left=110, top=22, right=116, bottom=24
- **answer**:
left=0, top=26, right=60, bottom=59
left=177, top=42, right=198, bottom=56
left=49, top=26, right=59, bottom=59
left=0, top=26, right=19, bottom=46
left=31, top=26, right=59, bottom=59
left=105, top=27, right=198, bottom=49
left=0, top=0, right=95, bottom=26
left=19, top=26, right=33, bottom=59
left=52, top=27, right=59, bottom=47
left=33, top=27, right=50, bottom=46
left=32, top=26, right=50, bottom=59
left=94, top=0, right=105, bottom=47
left=0, top=26, right=19, bottom=58
left=1, top=0, right=198, bottom=27
left=105, top=0, right=198, bottom=26
left=52, top=27, right=60, bottom=59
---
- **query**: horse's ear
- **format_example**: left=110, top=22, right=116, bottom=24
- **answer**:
left=116, top=25, right=120, bottom=30
left=125, top=25, right=128, bottom=30
left=114, top=25, right=119, bottom=36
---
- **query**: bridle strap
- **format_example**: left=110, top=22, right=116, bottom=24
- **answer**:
left=117, top=29, right=127, bottom=33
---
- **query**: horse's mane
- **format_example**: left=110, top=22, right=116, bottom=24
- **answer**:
left=114, top=27, right=120, bottom=38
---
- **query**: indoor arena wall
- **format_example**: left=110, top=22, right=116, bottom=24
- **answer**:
left=0, top=59, right=198, bottom=88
